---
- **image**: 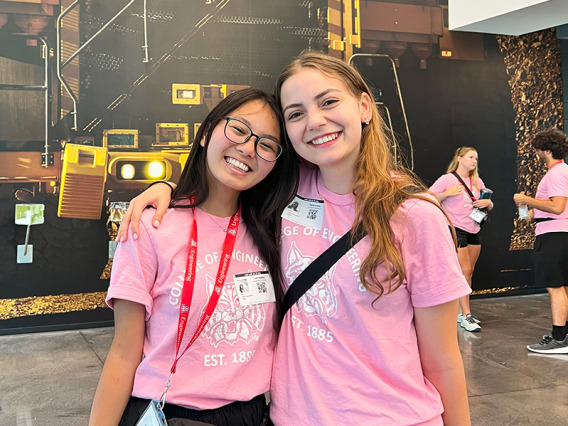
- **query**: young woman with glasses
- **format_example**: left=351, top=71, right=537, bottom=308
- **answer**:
left=89, top=88, right=298, bottom=426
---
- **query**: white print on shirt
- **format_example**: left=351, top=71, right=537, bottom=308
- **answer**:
left=194, top=250, right=266, bottom=272
left=169, top=275, right=185, bottom=305
left=290, top=315, right=335, bottom=344
left=284, top=241, right=337, bottom=324
left=201, top=273, right=267, bottom=348
left=345, top=246, right=367, bottom=293
left=204, top=350, right=256, bottom=367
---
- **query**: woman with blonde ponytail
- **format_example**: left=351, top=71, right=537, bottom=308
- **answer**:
left=430, top=147, right=494, bottom=333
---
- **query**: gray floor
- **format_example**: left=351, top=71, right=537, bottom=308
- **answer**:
left=0, top=294, right=567, bottom=426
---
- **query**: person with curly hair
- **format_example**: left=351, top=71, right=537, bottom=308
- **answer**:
left=514, top=129, right=568, bottom=354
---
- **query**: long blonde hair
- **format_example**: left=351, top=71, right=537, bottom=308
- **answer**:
left=276, top=51, right=440, bottom=300
left=446, top=146, right=480, bottom=188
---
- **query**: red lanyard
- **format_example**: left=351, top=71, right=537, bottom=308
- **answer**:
left=466, top=177, right=476, bottom=201
left=452, top=172, right=477, bottom=202
left=550, top=160, right=564, bottom=170
left=170, top=207, right=240, bottom=375
left=460, top=176, right=476, bottom=201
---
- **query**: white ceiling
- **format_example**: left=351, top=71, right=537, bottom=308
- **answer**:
left=449, top=0, right=568, bottom=36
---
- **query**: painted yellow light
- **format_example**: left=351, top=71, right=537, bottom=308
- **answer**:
left=120, top=163, right=135, bottom=180
left=147, top=161, right=165, bottom=178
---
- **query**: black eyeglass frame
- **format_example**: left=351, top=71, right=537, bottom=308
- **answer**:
left=223, top=117, right=284, bottom=162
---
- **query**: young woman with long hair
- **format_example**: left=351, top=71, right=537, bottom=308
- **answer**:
left=89, top=88, right=298, bottom=426
left=430, top=147, right=494, bottom=332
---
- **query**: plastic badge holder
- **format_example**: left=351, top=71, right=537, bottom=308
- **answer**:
left=135, top=399, right=168, bottom=426
left=519, top=204, right=530, bottom=219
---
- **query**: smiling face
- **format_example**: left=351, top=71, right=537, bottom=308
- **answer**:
left=202, top=99, right=280, bottom=199
left=280, top=68, right=372, bottom=176
left=458, top=149, right=478, bottom=173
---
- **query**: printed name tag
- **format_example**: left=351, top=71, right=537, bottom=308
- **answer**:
left=281, top=195, right=324, bottom=230
left=135, top=400, right=168, bottom=426
left=469, top=207, right=487, bottom=224
left=234, top=271, right=276, bottom=305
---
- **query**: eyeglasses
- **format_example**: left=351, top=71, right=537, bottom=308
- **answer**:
left=223, top=117, right=283, bottom=162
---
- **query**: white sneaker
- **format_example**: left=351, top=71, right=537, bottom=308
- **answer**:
left=460, top=314, right=481, bottom=332
left=458, top=313, right=480, bottom=324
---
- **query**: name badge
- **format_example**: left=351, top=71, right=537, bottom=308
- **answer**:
left=469, top=207, right=487, bottom=224
left=234, top=271, right=276, bottom=305
left=135, top=400, right=168, bottom=426
left=281, top=195, right=324, bottom=230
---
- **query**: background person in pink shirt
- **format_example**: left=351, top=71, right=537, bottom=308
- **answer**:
left=89, top=89, right=298, bottom=426
left=119, top=52, right=472, bottom=425
left=430, top=147, right=494, bottom=332
left=514, top=129, right=568, bottom=354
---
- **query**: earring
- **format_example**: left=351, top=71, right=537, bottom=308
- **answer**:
left=364, top=118, right=370, bottom=125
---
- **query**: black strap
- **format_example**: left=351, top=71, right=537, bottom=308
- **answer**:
left=533, top=217, right=556, bottom=223
left=282, top=223, right=366, bottom=318
left=452, top=172, right=476, bottom=201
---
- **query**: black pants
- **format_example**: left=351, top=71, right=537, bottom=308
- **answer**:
left=119, top=394, right=267, bottom=426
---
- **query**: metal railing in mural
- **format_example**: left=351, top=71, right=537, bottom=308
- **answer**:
left=349, top=53, right=414, bottom=170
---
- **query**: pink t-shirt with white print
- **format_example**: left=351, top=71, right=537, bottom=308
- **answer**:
left=534, top=161, right=568, bottom=236
left=107, top=207, right=277, bottom=410
left=270, top=167, right=471, bottom=426
left=429, top=173, right=487, bottom=234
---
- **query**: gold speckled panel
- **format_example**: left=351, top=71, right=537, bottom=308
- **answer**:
left=0, top=292, right=108, bottom=320
left=497, top=30, right=564, bottom=250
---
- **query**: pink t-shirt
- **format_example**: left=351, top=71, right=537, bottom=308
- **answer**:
left=270, top=167, right=471, bottom=426
left=429, top=173, right=487, bottom=234
left=534, top=161, right=568, bottom=236
left=107, top=207, right=277, bottom=410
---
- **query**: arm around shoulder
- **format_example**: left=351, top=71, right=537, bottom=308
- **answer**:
left=89, top=299, right=146, bottom=426
left=117, top=181, right=178, bottom=242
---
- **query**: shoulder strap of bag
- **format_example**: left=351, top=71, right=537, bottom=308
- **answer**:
left=281, top=223, right=366, bottom=318
left=533, top=217, right=556, bottom=223
left=452, top=171, right=476, bottom=201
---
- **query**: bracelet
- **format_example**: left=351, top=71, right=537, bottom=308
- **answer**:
left=439, top=193, right=445, bottom=201
left=147, top=180, right=174, bottom=195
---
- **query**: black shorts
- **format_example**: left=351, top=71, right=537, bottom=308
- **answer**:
left=533, top=232, right=568, bottom=288
left=119, top=394, right=267, bottom=426
left=455, top=227, right=482, bottom=248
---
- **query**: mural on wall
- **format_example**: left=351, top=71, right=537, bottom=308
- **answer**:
left=0, top=0, right=328, bottom=332
left=0, top=0, right=565, bottom=333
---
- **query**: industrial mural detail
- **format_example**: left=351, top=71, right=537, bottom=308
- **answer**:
left=497, top=29, right=564, bottom=251
left=0, top=1, right=565, bottom=333
left=0, top=0, right=327, bottom=331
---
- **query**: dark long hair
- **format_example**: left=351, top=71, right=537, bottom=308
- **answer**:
left=172, top=88, right=299, bottom=309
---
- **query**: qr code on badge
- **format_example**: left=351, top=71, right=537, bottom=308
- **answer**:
left=257, top=282, right=268, bottom=293
left=306, top=209, right=318, bottom=220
